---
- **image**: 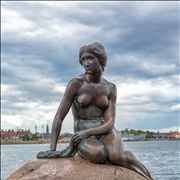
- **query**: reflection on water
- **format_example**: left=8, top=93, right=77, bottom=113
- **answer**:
left=1, top=141, right=180, bottom=180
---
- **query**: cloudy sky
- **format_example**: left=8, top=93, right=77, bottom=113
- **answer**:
left=1, top=1, right=179, bottom=133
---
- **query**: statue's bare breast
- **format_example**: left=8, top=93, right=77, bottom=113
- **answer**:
left=72, top=79, right=110, bottom=131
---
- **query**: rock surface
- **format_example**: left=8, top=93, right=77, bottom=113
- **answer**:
left=8, top=156, right=146, bottom=180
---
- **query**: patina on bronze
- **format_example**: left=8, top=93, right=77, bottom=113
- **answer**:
left=37, top=42, right=153, bottom=180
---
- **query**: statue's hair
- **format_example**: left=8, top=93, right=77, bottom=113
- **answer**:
left=79, top=42, right=107, bottom=71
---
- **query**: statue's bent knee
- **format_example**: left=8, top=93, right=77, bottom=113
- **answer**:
left=90, top=146, right=107, bottom=163
left=78, top=143, right=107, bottom=163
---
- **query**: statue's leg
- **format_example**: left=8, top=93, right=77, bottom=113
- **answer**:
left=77, top=136, right=107, bottom=164
left=102, top=129, right=152, bottom=179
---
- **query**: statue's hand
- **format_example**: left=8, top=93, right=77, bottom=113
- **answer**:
left=72, top=130, right=90, bottom=145
left=36, top=150, right=62, bottom=158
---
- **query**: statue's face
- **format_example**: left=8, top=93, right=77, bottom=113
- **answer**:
left=81, top=52, right=101, bottom=74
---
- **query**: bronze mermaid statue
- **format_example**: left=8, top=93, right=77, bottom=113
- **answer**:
left=37, top=42, right=153, bottom=180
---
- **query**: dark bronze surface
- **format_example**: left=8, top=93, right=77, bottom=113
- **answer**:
left=37, top=42, right=153, bottom=180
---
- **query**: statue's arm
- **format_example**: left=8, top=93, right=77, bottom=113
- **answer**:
left=50, top=78, right=80, bottom=151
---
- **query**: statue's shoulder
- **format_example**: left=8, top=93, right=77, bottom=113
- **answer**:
left=102, top=78, right=116, bottom=89
left=68, top=74, right=85, bottom=86
left=102, top=78, right=117, bottom=97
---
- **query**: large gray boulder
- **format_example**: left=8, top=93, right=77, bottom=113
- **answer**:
left=8, top=156, right=146, bottom=180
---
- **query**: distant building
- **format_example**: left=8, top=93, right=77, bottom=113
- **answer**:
left=46, top=124, right=49, bottom=134
left=35, top=124, right=37, bottom=133
left=37, top=124, right=51, bottom=140
left=153, top=131, right=180, bottom=140
left=120, top=132, right=146, bottom=141
left=58, top=132, right=72, bottom=143
left=0, top=129, right=32, bottom=141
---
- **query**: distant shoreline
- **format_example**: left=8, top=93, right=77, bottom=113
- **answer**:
left=1, top=140, right=50, bottom=145
left=0, top=139, right=72, bottom=145
left=1, top=139, right=179, bottom=145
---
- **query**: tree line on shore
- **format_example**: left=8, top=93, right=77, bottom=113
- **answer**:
left=22, top=129, right=155, bottom=141
left=120, top=128, right=154, bottom=138
left=0, top=128, right=161, bottom=142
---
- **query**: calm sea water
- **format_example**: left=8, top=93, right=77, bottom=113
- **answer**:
left=1, top=140, right=180, bottom=180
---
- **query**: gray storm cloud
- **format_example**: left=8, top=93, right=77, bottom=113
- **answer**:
left=1, top=1, right=179, bottom=132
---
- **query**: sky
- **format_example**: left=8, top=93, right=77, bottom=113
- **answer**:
left=1, top=1, right=179, bottom=133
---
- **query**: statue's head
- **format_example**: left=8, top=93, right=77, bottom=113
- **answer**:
left=79, top=42, right=107, bottom=71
